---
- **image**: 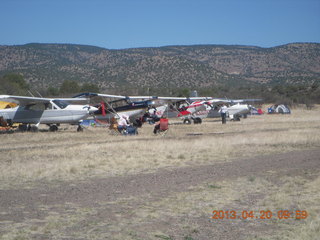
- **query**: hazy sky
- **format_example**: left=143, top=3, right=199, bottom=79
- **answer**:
left=1, top=0, right=319, bottom=49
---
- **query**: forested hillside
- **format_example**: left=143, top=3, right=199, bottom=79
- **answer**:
left=0, top=43, right=320, bottom=103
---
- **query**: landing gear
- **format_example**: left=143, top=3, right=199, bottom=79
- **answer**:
left=18, top=124, right=28, bottom=132
left=183, top=119, right=192, bottom=124
left=49, top=125, right=59, bottom=132
left=183, top=117, right=202, bottom=124
left=193, top=117, right=202, bottom=124
left=18, top=124, right=38, bottom=132
left=29, top=125, right=39, bottom=132
left=233, top=115, right=241, bottom=121
left=77, top=125, right=83, bottom=132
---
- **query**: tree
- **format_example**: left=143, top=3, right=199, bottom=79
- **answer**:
left=59, top=80, right=80, bottom=94
left=47, top=86, right=60, bottom=96
left=80, top=83, right=99, bottom=93
left=0, top=73, right=29, bottom=95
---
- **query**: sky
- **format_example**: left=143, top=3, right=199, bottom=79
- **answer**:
left=1, top=0, right=320, bottom=49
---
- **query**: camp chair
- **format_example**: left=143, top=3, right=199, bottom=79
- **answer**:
left=109, top=124, right=121, bottom=135
left=157, top=118, right=169, bottom=136
left=0, top=117, right=8, bottom=127
left=108, top=117, right=121, bottom=136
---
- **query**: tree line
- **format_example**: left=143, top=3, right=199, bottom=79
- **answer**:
left=0, top=73, right=99, bottom=97
left=1, top=73, right=319, bottom=106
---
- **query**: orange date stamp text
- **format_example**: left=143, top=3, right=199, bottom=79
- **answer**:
left=211, top=210, right=308, bottom=220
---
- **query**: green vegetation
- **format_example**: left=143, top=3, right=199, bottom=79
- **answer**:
left=59, top=80, right=80, bottom=94
left=0, top=74, right=100, bottom=97
left=0, top=73, right=29, bottom=95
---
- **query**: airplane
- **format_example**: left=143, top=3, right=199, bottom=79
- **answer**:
left=189, top=102, right=253, bottom=120
left=73, top=93, right=159, bottom=124
left=0, top=95, right=97, bottom=132
left=177, top=99, right=261, bottom=124
left=149, top=98, right=260, bottom=124
left=212, top=102, right=252, bottom=121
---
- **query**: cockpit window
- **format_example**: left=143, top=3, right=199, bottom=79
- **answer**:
left=52, top=100, right=69, bottom=109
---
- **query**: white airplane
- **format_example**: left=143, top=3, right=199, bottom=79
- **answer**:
left=192, top=102, right=253, bottom=121
left=149, top=98, right=259, bottom=124
left=0, top=95, right=97, bottom=132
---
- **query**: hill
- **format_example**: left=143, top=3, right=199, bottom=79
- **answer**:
left=0, top=43, right=319, bottom=94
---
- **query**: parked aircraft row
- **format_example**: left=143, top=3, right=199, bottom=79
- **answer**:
left=0, top=93, right=261, bottom=132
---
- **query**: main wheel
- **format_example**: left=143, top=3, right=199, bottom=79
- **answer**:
left=194, top=117, right=202, bottom=124
left=30, top=125, right=39, bottom=132
left=49, top=125, right=59, bottom=132
left=234, top=116, right=241, bottom=121
left=183, top=119, right=192, bottom=124
left=18, top=124, right=28, bottom=132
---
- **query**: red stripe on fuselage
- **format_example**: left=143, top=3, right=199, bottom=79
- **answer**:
left=178, top=110, right=191, bottom=117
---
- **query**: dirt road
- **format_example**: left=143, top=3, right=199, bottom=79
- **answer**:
left=1, top=149, right=320, bottom=240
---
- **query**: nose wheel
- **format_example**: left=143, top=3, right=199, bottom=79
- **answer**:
left=77, top=125, right=83, bottom=132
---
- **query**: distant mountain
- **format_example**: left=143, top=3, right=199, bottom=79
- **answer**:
left=0, top=43, right=319, bottom=92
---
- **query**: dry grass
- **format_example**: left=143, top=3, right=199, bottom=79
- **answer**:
left=1, top=105, right=320, bottom=189
left=1, top=105, right=320, bottom=239
left=2, top=172, right=318, bottom=240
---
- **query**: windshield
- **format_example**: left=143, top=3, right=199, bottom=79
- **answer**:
left=52, top=100, right=69, bottom=109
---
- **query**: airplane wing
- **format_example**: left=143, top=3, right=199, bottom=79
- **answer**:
left=206, top=98, right=262, bottom=105
left=126, top=96, right=213, bottom=101
left=0, top=95, right=88, bottom=106
left=73, top=92, right=128, bottom=99
left=229, top=99, right=263, bottom=103
left=73, top=92, right=214, bottom=104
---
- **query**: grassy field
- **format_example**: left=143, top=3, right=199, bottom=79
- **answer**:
left=0, top=105, right=320, bottom=239
left=1, top=105, right=319, bottom=189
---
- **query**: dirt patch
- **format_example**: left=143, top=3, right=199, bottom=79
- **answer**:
left=1, top=149, right=319, bottom=239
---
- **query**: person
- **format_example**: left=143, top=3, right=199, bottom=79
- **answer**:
left=117, top=115, right=130, bottom=133
left=142, top=110, right=151, bottom=123
left=219, top=105, right=228, bottom=124
left=153, top=116, right=168, bottom=134
left=144, top=107, right=160, bottom=124
left=153, top=117, right=161, bottom=134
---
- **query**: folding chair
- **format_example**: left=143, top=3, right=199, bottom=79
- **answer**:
left=108, top=117, right=121, bottom=136
left=158, top=118, right=169, bottom=136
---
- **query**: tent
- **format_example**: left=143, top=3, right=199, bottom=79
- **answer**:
left=268, top=104, right=291, bottom=114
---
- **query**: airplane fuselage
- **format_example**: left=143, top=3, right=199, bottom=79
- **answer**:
left=94, top=108, right=146, bottom=121
left=94, top=99, right=155, bottom=121
left=199, top=103, right=251, bottom=119
left=0, top=105, right=90, bottom=125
